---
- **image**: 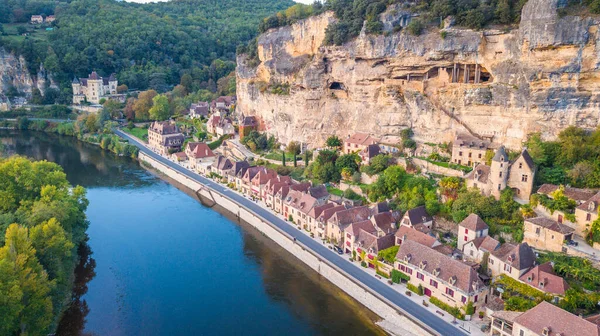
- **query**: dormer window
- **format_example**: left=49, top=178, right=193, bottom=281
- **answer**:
left=404, top=254, right=412, bottom=262
left=419, top=261, right=427, bottom=270
left=433, top=268, right=441, bottom=277
left=543, top=327, right=551, bottom=336
left=590, top=201, right=597, bottom=212
left=449, top=276, right=457, bottom=285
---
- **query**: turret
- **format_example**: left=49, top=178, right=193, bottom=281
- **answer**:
left=108, top=73, right=118, bottom=94
left=72, top=77, right=80, bottom=94
left=489, top=146, right=509, bottom=199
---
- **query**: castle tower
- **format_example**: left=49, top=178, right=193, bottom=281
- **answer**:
left=108, top=73, right=118, bottom=94
left=87, top=71, right=102, bottom=104
left=489, top=146, right=509, bottom=199
left=71, top=77, right=80, bottom=94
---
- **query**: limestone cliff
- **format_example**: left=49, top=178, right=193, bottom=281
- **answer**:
left=0, top=47, right=53, bottom=102
left=236, top=0, right=600, bottom=149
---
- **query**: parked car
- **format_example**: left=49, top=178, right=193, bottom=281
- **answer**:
left=333, top=246, right=343, bottom=255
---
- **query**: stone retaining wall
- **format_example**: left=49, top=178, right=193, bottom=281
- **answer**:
left=138, top=152, right=433, bottom=336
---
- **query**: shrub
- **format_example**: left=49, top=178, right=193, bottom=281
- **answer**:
left=407, top=283, right=423, bottom=296
left=430, top=296, right=464, bottom=320
left=361, top=261, right=367, bottom=268
left=391, top=269, right=410, bottom=284
left=376, top=270, right=389, bottom=279
left=407, top=19, right=423, bottom=36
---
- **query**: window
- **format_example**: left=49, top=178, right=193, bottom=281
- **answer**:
left=587, top=213, right=592, bottom=221
left=445, top=288, right=454, bottom=297
left=519, top=163, right=523, bottom=169
left=504, top=264, right=512, bottom=273
left=346, top=233, right=351, bottom=239
left=430, top=279, right=438, bottom=288
left=461, top=296, right=467, bottom=303
left=478, top=153, right=482, bottom=159
left=464, top=236, right=468, bottom=241
left=459, top=151, right=463, bottom=156
left=470, top=250, right=474, bottom=256
left=489, top=258, right=494, bottom=265
left=535, top=227, right=541, bottom=234
left=522, top=174, right=528, bottom=182
left=474, top=295, right=478, bottom=302
left=468, top=152, right=472, bottom=158
left=520, top=330, right=524, bottom=336
left=406, top=268, right=413, bottom=275
left=417, top=272, right=424, bottom=280
left=498, top=184, right=502, bottom=190
left=465, top=229, right=469, bottom=234
left=551, top=235, right=555, bottom=240
left=400, top=265, right=405, bottom=271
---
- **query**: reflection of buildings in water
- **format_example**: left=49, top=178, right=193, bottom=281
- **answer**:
left=239, top=229, right=384, bottom=336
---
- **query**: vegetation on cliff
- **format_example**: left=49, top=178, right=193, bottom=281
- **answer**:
left=0, top=156, right=89, bottom=335
left=1, top=0, right=293, bottom=99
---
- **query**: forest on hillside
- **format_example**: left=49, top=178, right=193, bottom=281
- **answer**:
left=0, top=0, right=294, bottom=102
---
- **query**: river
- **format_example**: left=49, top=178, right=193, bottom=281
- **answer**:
left=0, top=130, right=383, bottom=336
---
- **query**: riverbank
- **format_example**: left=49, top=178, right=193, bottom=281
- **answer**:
left=132, top=146, right=437, bottom=335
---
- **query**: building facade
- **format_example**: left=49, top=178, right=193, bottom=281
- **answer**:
left=72, top=71, right=119, bottom=104
left=148, top=121, right=184, bottom=156
left=451, top=133, right=490, bottom=167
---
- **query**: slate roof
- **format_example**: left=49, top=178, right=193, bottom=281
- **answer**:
left=493, top=146, right=508, bottom=162
left=373, top=201, right=390, bottom=214
left=404, top=206, right=432, bottom=226
left=459, top=213, right=489, bottom=232
left=394, top=225, right=438, bottom=248
left=228, top=161, right=250, bottom=177
left=518, top=149, right=535, bottom=170
left=519, top=262, right=569, bottom=296
left=371, top=212, right=397, bottom=235
left=212, top=155, right=233, bottom=171
left=454, top=133, right=490, bottom=149
left=162, top=134, right=184, bottom=147
left=576, top=191, right=600, bottom=214
left=537, top=184, right=596, bottom=202
left=329, top=206, right=372, bottom=228
left=361, top=144, right=381, bottom=159
left=514, top=301, right=600, bottom=336
left=465, top=163, right=491, bottom=183
left=396, top=240, right=485, bottom=294
left=150, top=121, right=180, bottom=135
left=490, top=243, right=536, bottom=271
left=526, top=217, right=575, bottom=235
left=241, top=116, right=257, bottom=127
left=308, top=185, right=329, bottom=199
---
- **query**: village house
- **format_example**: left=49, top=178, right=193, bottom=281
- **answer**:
left=261, top=175, right=292, bottom=205
left=575, top=191, right=600, bottom=236
left=400, top=206, right=433, bottom=232
left=215, top=117, right=235, bottom=137
left=451, top=133, right=490, bottom=167
left=457, top=214, right=489, bottom=250
left=30, top=15, right=44, bottom=24
left=351, top=229, right=395, bottom=267
left=189, top=102, right=209, bottom=119
left=343, top=132, right=379, bottom=155
left=359, top=144, right=381, bottom=164
left=45, top=15, right=55, bottom=23
left=394, top=225, right=440, bottom=248
left=487, top=242, right=536, bottom=280
left=238, top=115, right=258, bottom=140
left=226, top=160, right=249, bottom=187
left=148, top=121, right=184, bottom=156
left=523, top=217, right=574, bottom=253
left=206, top=114, right=221, bottom=135
left=326, top=206, right=372, bottom=245
left=314, top=204, right=347, bottom=239
left=250, top=167, right=277, bottom=197
left=211, top=155, right=233, bottom=178
left=171, top=151, right=188, bottom=163
left=395, top=240, right=489, bottom=312
left=72, top=71, right=120, bottom=104
left=379, top=135, right=402, bottom=154
left=344, top=220, right=378, bottom=253
left=211, top=96, right=236, bottom=113
left=465, top=147, right=535, bottom=201
left=370, top=211, right=399, bottom=237
left=274, top=183, right=310, bottom=215
left=238, top=166, right=264, bottom=196
left=519, top=262, right=569, bottom=297
left=286, top=192, right=325, bottom=230
left=307, top=203, right=336, bottom=236
left=491, top=301, right=600, bottom=336
left=184, top=142, right=215, bottom=173
left=535, top=184, right=596, bottom=226
left=462, top=235, right=500, bottom=264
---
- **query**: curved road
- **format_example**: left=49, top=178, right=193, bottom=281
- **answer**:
left=115, top=129, right=467, bottom=336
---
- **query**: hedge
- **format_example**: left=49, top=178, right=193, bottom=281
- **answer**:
left=430, top=296, right=464, bottom=320
left=407, top=283, right=423, bottom=296
left=391, top=269, right=410, bottom=284
left=376, top=270, right=390, bottom=279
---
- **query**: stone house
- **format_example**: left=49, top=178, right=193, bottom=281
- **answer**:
left=185, top=142, right=215, bottom=173
left=343, top=132, right=379, bottom=155
left=359, top=144, right=381, bottom=164
left=210, top=96, right=236, bottom=113
left=394, top=225, right=440, bottom=248
left=31, top=15, right=44, bottom=24
left=226, top=161, right=250, bottom=187
left=463, top=235, right=500, bottom=264
left=326, top=206, right=372, bottom=245
left=523, top=217, right=574, bottom=253
left=250, top=168, right=277, bottom=197
left=518, top=262, right=569, bottom=297
left=171, top=152, right=187, bottom=162
left=45, top=15, right=55, bottom=23
left=315, top=204, right=347, bottom=239
left=189, top=102, right=209, bottom=119
left=395, top=240, right=489, bottom=312
left=487, top=242, right=536, bottom=280
left=206, top=114, right=221, bottom=135
left=148, top=121, right=184, bottom=156
left=535, top=184, right=596, bottom=228
left=239, top=115, right=258, bottom=140
left=457, top=214, right=489, bottom=250
left=400, top=206, right=433, bottom=232
left=344, top=220, right=378, bottom=253
left=491, top=301, right=600, bottom=336
left=451, top=133, right=490, bottom=167
left=351, top=228, right=395, bottom=267
left=370, top=211, right=399, bottom=237
left=575, top=191, right=600, bottom=236
left=216, top=118, right=235, bottom=137
left=211, top=155, right=233, bottom=178
left=307, top=203, right=336, bottom=237
left=465, top=147, right=535, bottom=201
left=261, top=176, right=292, bottom=203
left=72, top=71, right=119, bottom=104
left=273, top=183, right=310, bottom=215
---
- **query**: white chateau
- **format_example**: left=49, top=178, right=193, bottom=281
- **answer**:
left=72, top=71, right=118, bottom=104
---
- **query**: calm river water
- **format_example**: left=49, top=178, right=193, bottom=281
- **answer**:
left=0, top=130, right=383, bottom=336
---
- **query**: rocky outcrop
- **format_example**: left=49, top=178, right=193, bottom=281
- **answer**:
left=0, top=48, right=54, bottom=101
left=236, top=0, right=600, bottom=149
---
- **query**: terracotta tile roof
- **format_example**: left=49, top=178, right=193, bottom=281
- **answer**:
left=150, top=121, right=180, bottom=135
left=491, top=310, right=523, bottom=323
left=355, top=229, right=395, bottom=253
left=470, top=235, right=500, bottom=252
left=526, top=217, right=575, bottom=235
left=432, top=244, right=455, bottom=256
left=454, top=133, right=490, bottom=149
left=242, top=166, right=263, bottom=183
left=465, top=163, right=491, bottom=183
left=459, top=213, right=489, bottom=231
left=371, top=212, right=397, bottom=235
left=396, top=240, right=485, bottom=294
left=514, top=301, right=600, bottom=336
left=173, top=152, right=187, bottom=159
left=251, top=168, right=277, bottom=185
left=329, top=206, right=372, bottom=228
left=186, top=142, right=214, bottom=159
left=537, top=184, right=597, bottom=202
left=346, top=132, right=379, bottom=146
left=308, top=202, right=335, bottom=219
left=404, top=206, right=432, bottom=226
left=394, top=226, right=438, bottom=248
left=318, top=205, right=347, bottom=223
left=491, top=243, right=536, bottom=271
left=345, top=220, right=377, bottom=237
left=519, top=262, right=569, bottom=296
left=577, top=191, right=600, bottom=214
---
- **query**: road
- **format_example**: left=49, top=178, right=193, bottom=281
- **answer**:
left=115, top=129, right=467, bottom=336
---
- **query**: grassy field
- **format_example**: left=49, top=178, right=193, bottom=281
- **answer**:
left=123, top=127, right=148, bottom=141
left=264, top=152, right=301, bottom=162
left=326, top=186, right=343, bottom=197
left=2, top=23, right=52, bottom=43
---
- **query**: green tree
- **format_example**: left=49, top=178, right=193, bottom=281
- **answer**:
left=326, top=135, right=342, bottom=148
left=149, top=94, right=171, bottom=121
left=133, top=90, right=158, bottom=121
left=103, top=99, right=122, bottom=119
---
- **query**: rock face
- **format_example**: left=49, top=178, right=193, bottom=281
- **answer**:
left=0, top=47, right=53, bottom=99
left=236, top=0, right=600, bottom=149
